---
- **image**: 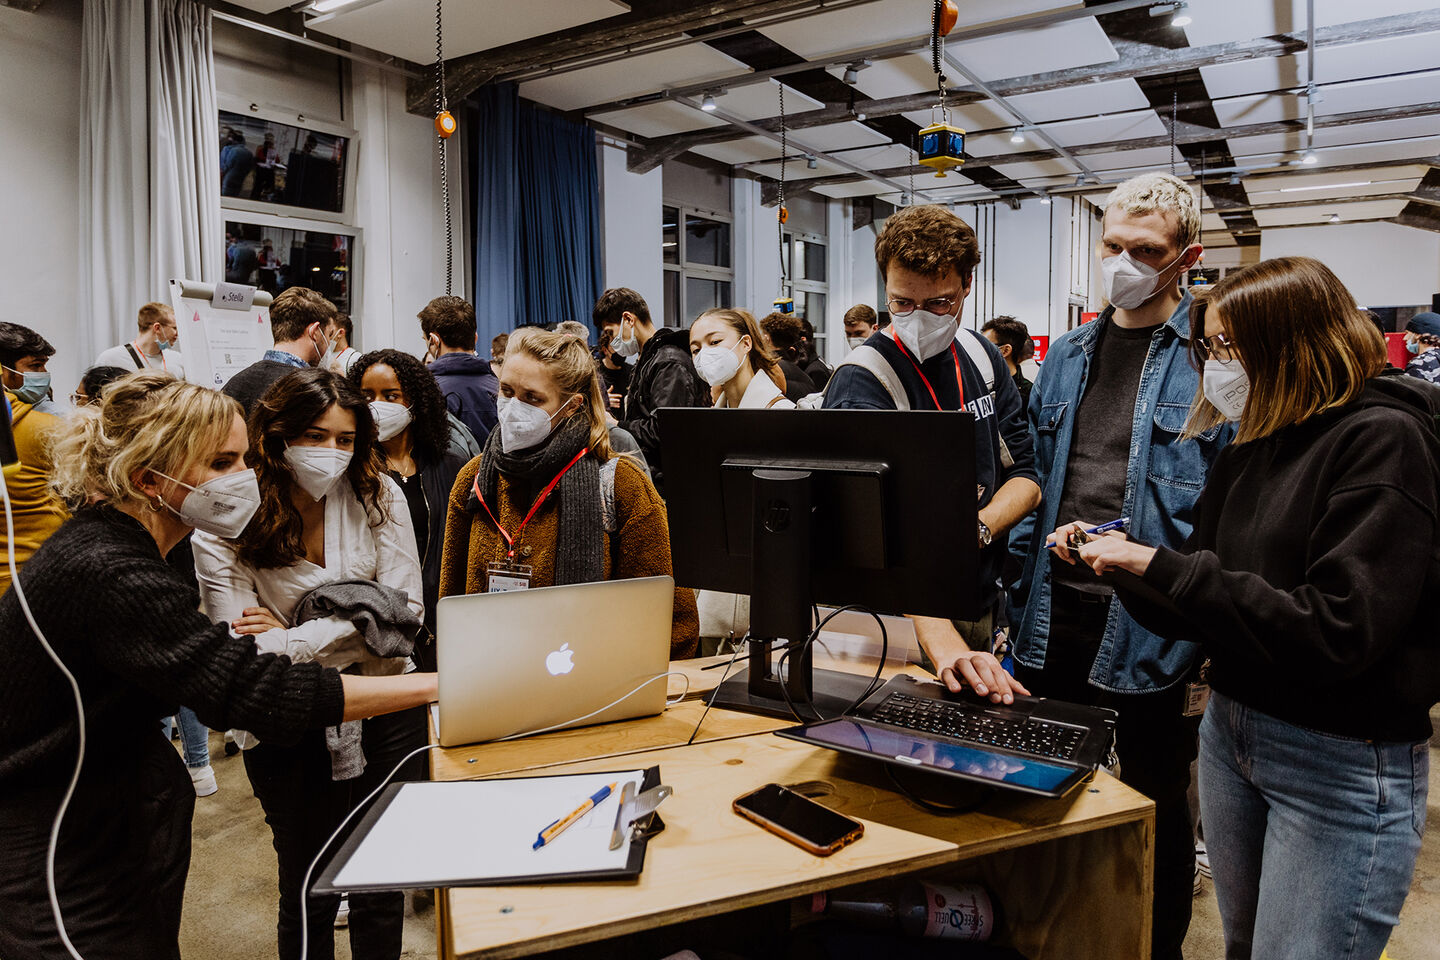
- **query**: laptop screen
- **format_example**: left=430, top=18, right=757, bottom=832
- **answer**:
left=796, top=718, right=1077, bottom=793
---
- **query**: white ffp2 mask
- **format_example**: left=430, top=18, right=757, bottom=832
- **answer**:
left=497, top=396, right=570, bottom=453
left=693, top=340, right=746, bottom=387
left=156, top=468, right=261, bottom=539
left=284, top=446, right=353, bottom=500
left=1102, top=249, right=1189, bottom=310
left=891, top=307, right=959, bottom=361
left=369, top=401, right=412, bottom=442
left=1203, top=357, right=1250, bottom=421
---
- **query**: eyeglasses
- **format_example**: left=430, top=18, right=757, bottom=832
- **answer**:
left=886, top=296, right=959, bottom=318
left=1191, top=301, right=1238, bottom=361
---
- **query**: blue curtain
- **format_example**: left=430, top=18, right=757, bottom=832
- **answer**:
left=469, top=84, right=603, bottom=348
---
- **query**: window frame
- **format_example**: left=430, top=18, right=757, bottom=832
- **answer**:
left=662, top=202, right=735, bottom=326
left=780, top=229, right=829, bottom=353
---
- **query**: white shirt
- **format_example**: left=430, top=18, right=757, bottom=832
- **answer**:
left=334, top=347, right=361, bottom=376
left=95, top=343, right=186, bottom=380
left=192, top=475, right=423, bottom=746
left=714, top=370, right=795, bottom=410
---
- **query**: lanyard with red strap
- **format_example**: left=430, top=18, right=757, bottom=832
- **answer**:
left=891, top=331, right=965, bottom=411
left=132, top=339, right=167, bottom=373
left=472, top=447, right=589, bottom=562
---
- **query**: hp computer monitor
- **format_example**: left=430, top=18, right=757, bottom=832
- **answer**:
left=659, top=408, right=982, bottom=718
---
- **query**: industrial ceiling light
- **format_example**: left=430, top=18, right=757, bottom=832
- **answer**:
left=1039, top=194, right=1052, bottom=205
left=1301, top=150, right=1318, bottom=164
left=700, top=92, right=717, bottom=112
left=1170, top=3, right=1192, bottom=27
left=1229, top=173, right=1241, bottom=185
left=309, top=0, right=371, bottom=12
left=1280, top=180, right=1371, bottom=193
left=841, top=60, right=871, bottom=85
left=1010, top=128, right=1026, bottom=144
left=806, top=155, right=818, bottom=170
left=1328, top=213, right=1341, bottom=223
left=1074, top=174, right=1087, bottom=186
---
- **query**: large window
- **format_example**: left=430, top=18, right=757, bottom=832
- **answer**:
left=224, top=217, right=356, bottom=315
left=780, top=231, right=829, bottom=353
left=661, top=205, right=734, bottom=326
left=216, top=101, right=355, bottom=221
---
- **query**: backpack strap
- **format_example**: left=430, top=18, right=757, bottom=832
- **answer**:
left=957, top=328, right=996, bottom=394
left=824, top=344, right=910, bottom=410
left=124, top=343, right=145, bottom=369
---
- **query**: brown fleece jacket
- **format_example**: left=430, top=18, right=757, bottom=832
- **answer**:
left=439, top=453, right=699, bottom=658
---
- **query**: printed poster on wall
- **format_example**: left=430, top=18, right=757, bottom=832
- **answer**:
left=169, top=279, right=275, bottom=388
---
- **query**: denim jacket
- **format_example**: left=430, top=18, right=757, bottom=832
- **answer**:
left=1009, top=293, right=1235, bottom=693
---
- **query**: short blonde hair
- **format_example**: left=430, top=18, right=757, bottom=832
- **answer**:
left=136, top=302, right=173, bottom=332
left=50, top=372, right=241, bottom=510
left=1102, top=172, right=1200, bottom=250
left=505, top=327, right=616, bottom=461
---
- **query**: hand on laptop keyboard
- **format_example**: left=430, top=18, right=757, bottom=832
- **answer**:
left=936, top=650, right=1030, bottom=704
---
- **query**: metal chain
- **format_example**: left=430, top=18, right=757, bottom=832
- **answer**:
left=1170, top=85, right=1178, bottom=176
left=908, top=140, right=916, bottom=206
left=435, top=0, right=453, bottom=295
left=932, top=0, right=947, bottom=118
left=778, top=83, right=788, bottom=282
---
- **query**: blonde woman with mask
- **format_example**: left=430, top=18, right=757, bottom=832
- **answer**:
left=438, top=327, right=698, bottom=657
left=687, top=309, right=794, bottom=654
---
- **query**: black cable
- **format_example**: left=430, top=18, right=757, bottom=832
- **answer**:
left=884, top=764, right=989, bottom=815
left=686, top=637, right=747, bottom=745
left=434, top=0, right=453, bottom=296
left=774, top=604, right=889, bottom=724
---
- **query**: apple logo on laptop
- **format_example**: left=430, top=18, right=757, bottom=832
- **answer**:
left=545, top=643, right=575, bottom=676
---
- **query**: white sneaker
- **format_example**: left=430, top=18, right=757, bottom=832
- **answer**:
left=189, top=764, right=218, bottom=798
left=334, top=894, right=350, bottom=929
left=1196, top=839, right=1211, bottom=879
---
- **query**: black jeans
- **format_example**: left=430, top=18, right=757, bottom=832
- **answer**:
left=0, top=732, right=194, bottom=960
left=243, top=706, right=428, bottom=960
left=1015, top=584, right=1200, bottom=960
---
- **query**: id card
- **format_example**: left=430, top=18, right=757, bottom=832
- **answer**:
left=486, top=562, right=532, bottom=593
left=1183, top=682, right=1211, bottom=717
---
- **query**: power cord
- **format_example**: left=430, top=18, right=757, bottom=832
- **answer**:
left=775, top=604, right=888, bottom=724
left=2, top=451, right=88, bottom=960
left=493, top=670, right=690, bottom=741
left=686, top=638, right=747, bottom=745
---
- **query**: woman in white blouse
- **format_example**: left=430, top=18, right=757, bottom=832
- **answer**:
left=688, top=308, right=795, bottom=653
left=192, top=368, right=424, bottom=960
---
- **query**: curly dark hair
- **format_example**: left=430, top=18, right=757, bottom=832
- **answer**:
left=348, top=349, right=452, bottom=466
left=237, top=368, right=389, bottom=569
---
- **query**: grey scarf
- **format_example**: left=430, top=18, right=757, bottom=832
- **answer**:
left=469, top=412, right=604, bottom=585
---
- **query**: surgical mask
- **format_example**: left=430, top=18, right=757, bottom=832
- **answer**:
left=497, top=396, right=570, bottom=454
left=1202, top=357, right=1250, bottom=422
left=3, top=367, right=50, bottom=406
left=611, top=319, right=640, bottom=359
left=284, top=445, right=353, bottom=500
left=891, top=306, right=959, bottom=362
left=313, top=329, right=336, bottom=369
left=1102, top=249, right=1188, bottom=310
left=154, top=468, right=261, bottom=539
left=693, top=339, right=747, bottom=387
left=846, top=336, right=867, bottom=351
left=1407, top=339, right=1421, bottom=355
left=369, top=401, right=412, bottom=442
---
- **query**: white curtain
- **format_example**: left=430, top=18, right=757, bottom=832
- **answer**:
left=79, top=0, right=220, bottom=363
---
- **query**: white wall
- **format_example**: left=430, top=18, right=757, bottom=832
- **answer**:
left=599, top=139, right=663, bottom=314
left=1260, top=221, right=1440, bottom=307
left=732, top=177, right=782, bottom=320
left=0, top=0, right=83, bottom=394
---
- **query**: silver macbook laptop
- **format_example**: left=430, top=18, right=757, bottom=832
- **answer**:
left=435, top=576, right=675, bottom=747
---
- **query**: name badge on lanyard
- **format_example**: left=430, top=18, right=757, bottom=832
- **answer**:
left=486, top=562, right=533, bottom=593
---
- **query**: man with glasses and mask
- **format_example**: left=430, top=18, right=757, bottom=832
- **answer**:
left=824, top=204, right=1039, bottom=706
left=222, top=286, right=338, bottom=413
left=1008, top=172, right=1234, bottom=960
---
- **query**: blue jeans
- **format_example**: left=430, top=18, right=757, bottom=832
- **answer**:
left=161, top=706, right=211, bottom=769
left=1199, top=691, right=1428, bottom=960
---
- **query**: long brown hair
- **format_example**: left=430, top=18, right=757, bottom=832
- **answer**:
left=236, top=368, right=390, bottom=568
left=504, top=327, right=616, bottom=460
left=1184, top=256, right=1386, bottom=443
left=694, top=308, right=782, bottom=381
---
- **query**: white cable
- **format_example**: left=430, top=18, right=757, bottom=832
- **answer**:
left=298, top=669, right=691, bottom=959
left=494, top=671, right=690, bottom=741
left=0, top=459, right=88, bottom=960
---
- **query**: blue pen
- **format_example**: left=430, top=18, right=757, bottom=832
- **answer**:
left=1046, top=516, right=1130, bottom=549
left=533, top=782, right=618, bottom=850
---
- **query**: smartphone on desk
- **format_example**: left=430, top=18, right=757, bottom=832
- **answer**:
left=733, top=783, right=864, bottom=857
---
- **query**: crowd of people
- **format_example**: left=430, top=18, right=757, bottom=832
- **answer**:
left=0, top=170, right=1436, bottom=960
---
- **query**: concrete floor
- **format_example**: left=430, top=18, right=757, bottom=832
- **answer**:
left=180, top=709, right=1440, bottom=959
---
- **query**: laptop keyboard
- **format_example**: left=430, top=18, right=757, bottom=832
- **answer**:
left=870, top=693, right=1086, bottom=762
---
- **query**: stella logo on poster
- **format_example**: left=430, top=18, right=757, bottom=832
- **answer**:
left=545, top=643, right=575, bottom=677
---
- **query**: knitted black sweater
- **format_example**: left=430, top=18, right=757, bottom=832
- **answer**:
left=0, top=505, right=345, bottom=789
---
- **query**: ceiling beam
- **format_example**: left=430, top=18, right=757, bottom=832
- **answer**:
left=625, top=8, right=1440, bottom=168
left=0, top=0, right=47, bottom=9
left=405, top=0, right=875, bottom=115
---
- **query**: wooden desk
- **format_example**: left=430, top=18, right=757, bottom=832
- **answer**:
left=436, top=736, right=1154, bottom=960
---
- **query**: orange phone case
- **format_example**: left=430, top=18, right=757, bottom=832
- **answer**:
left=732, top=785, right=864, bottom=857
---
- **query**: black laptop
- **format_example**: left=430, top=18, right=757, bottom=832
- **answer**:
left=775, top=674, right=1117, bottom=799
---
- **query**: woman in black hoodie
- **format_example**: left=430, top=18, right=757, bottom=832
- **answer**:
left=1054, top=257, right=1438, bottom=960
left=351, top=350, right=468, bottom=670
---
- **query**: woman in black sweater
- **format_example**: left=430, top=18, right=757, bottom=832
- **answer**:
left=350, top=349, right=467, bottom=669
left=0, top=373, right=436, bottom=960
left=1057, top=258, right=1438, bottom=960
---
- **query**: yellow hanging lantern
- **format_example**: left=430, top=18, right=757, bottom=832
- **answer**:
left=917, top=107, right=965, bottom=178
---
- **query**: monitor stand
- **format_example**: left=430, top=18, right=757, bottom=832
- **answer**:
left=708, top=467, right=885, bottom=722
